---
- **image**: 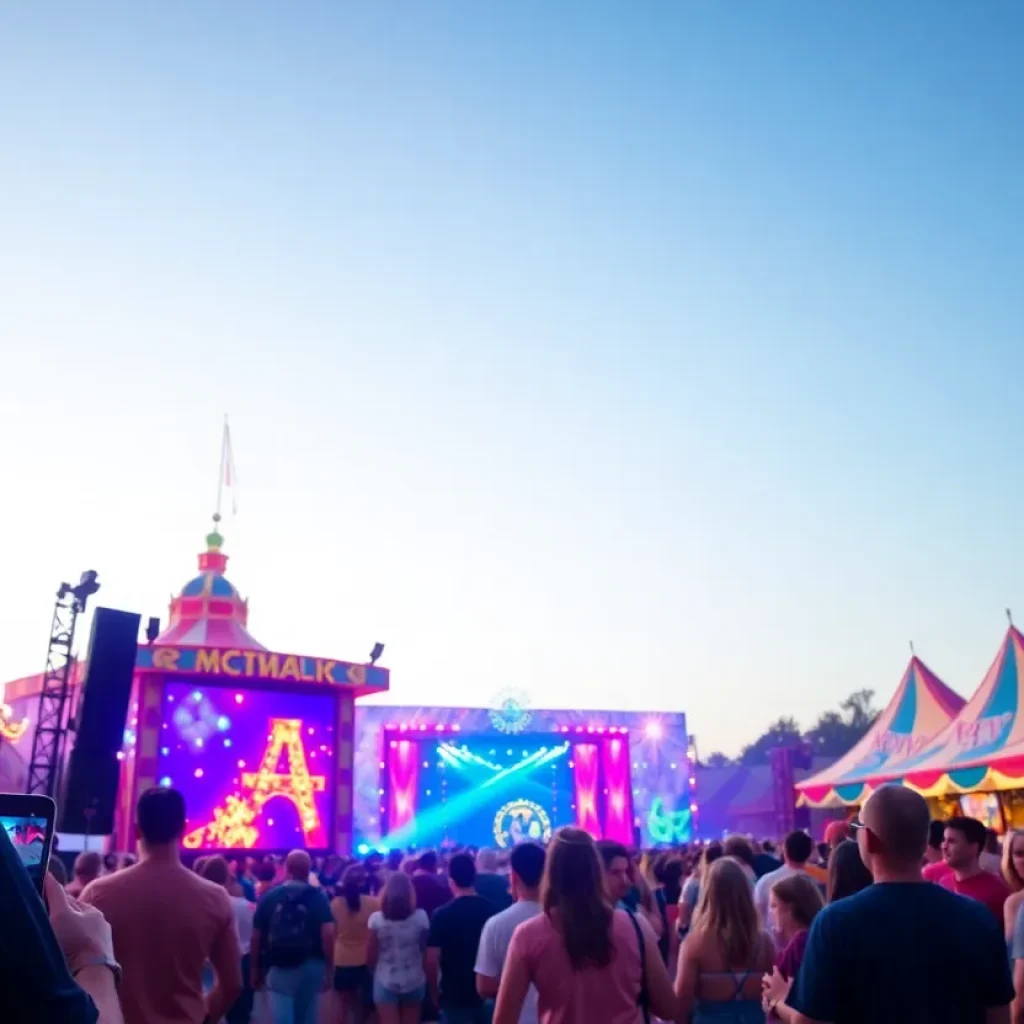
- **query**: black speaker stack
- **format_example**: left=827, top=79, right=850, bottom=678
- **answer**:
left=57, top=607, right=141, bottom=836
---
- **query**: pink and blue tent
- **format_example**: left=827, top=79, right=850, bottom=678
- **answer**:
left=879, top=627, right=1024, bottom=797
left=796, top=655, right=964, bottom=808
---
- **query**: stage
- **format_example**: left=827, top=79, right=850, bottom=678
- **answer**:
left=2, top=527, right=692, bottom=854
left=353, top=703, right=693, bottom=851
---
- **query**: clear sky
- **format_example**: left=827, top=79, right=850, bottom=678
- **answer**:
left=1, top=2, right=1021, bottom=757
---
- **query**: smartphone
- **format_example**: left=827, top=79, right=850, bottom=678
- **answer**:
left=0, top=793, right=56, bottom=896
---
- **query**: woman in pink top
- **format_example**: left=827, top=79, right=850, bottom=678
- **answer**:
left=493, top=827, right=677, bottom=1024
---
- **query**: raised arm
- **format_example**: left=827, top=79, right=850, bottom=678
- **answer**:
left=1, top=836, right=100, bottom=1024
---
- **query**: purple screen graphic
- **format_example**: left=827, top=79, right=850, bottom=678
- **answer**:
left=158, top=681, right=337, bottom=851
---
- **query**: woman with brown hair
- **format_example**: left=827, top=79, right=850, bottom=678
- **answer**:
left=760, top=874, right=824, bottom=1022
left=331, top=865, right=379, bottom=1023
left=367, top=871, right=429, bottom=1024
left=825, top=839, right=872, bottom=905
left=675, top=857, right=774, bottom=1022
left=199, top=856, right=255, bottom=1024
left=493, top=827, right=677, bottom=1024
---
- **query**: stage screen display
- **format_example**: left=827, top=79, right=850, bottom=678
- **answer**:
left=391, top=734, right=576, bottom=849
left=158, top=680, right=337, bottom=851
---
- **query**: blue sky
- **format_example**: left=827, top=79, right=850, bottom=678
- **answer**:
left=1, top=2, right=1021, bottom=756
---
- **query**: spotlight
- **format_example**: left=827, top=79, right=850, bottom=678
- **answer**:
left=369, top=642, right=385, bottom=664
left=644, top=720, right=663, bottom=741
left=58, top=570, right=101, bottom=611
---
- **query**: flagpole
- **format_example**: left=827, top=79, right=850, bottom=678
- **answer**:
left=215, top=415, right=229, bottom=522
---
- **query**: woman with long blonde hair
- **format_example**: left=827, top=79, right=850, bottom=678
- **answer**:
left=675, top=857, right=774, bottom=1022
left=1001, top=829, right=1024, bottom=944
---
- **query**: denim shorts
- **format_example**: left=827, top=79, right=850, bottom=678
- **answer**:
left=373, top=980, right=426, bottom=1006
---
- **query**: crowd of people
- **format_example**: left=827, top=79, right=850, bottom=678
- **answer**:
left=7, top=782, right=1024, bottom=1023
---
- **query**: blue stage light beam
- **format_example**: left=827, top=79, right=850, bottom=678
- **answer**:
left=386, top=741, right=571, bottom=847
left=437, top=743, right=504, bottom=773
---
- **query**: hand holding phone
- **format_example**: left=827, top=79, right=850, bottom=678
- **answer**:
left=0, top=793, right=56, bottom=896
left=44, top=874, right=114, bottom=973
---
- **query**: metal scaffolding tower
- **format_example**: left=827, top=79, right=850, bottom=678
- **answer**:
left=25, top=572, right=100, bottom=798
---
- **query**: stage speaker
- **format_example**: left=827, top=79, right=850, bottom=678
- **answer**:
left=58, top=607, right=141, bottom=835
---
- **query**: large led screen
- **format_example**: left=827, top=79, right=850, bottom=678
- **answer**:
left=387, top=734, right=575, bottom=849
left=157, top=681, right=337, bottom=850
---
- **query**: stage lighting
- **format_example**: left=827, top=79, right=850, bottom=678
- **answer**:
left=369, top=642, right=385, bottom=664
left=58, top=570, right=101, bottom=611
left=644, top=720, right=663, bottom=741
left=145, top=617, right=161, bottom=643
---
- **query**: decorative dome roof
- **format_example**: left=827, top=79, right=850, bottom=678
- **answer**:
left=155, top=518, right=266, bottom=650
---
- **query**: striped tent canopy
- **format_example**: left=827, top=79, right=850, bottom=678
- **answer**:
left=796, top=655, right=964, bottom=808
left=882, top=627, right=1024, bottom=797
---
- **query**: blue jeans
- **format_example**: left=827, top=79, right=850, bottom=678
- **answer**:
left=266, top=959, right=325, bottom=1024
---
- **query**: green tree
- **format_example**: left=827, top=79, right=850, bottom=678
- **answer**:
left=803, top=691, right=880, bottom=758
left=840, top=689, right=878, bottom=730
left=703, top=751, right=735, bottom=768
left=804, top=710, right=848, bottom=756
left=731, top=691, right=881, bottom=765
left=739, top=716, right=803, bottom=766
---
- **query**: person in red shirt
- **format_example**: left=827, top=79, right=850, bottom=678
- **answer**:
left=922, top=819, right=953, bottom=883
left=938, top=815, right=1010, bottom=923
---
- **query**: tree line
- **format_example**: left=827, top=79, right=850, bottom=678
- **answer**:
left=702, top=689, right=879, bottom=767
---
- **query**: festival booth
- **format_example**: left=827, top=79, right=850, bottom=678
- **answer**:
left=795, top=655, right=964, bottom=809
left=874, top=627, right=1024, bottom=828
left=124, top=525, right=389, bottom=853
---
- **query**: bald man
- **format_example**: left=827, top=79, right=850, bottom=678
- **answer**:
left=780, top=785, right=1012, bottom=1024
left=250, top=850, right=334, bottom=1024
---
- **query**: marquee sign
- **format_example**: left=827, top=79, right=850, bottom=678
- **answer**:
left=135, top=645, right=389, bottom=695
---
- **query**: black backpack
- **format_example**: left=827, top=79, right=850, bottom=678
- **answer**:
left=266, top=886, right=315, bottom=967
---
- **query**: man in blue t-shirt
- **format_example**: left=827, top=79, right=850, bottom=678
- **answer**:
left=784, top=785, right=1012, bottom=1024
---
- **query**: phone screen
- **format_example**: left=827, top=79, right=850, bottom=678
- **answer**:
left=1, top=815, right=52, bottom=892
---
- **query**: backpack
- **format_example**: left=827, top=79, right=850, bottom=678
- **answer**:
left=266, top=885, right=315, bottom=967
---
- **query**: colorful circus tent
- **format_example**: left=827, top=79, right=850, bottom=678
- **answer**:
left=881, top=626, right=1024, bottom=797
left=796, top=655, right=964, bottom=808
